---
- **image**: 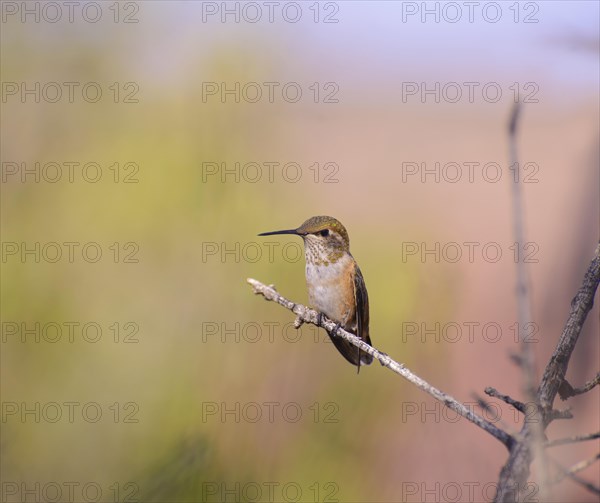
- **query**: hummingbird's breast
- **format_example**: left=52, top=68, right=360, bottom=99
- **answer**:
left=304, top=252, right=356, bottom=328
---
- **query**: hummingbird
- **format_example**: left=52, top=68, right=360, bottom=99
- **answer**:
left=259, top=216, right=373, bottom=372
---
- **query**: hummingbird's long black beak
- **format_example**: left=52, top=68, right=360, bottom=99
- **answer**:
left=258, top=228, right=301, bottom=237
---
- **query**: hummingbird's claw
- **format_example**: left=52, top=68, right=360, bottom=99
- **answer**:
left=378, top=352, right=389, bottom=365
left=331, top=322, right=342, bottom=337
left=294, top=315, right=304, bottom=329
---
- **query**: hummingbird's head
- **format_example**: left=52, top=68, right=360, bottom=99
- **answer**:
left=258, top=216, right=350, bottom=262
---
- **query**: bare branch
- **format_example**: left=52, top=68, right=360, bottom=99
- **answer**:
left=550, top=454, right=600, bottom=494
left=559, top=473, right=600, bottom=496
left=247, top=278, right=514, bottom=448
left=495, top=244, right=600, bottom=502
left=558, top=372, right=600, bottom=400
left=547, top=408, right=574, bottom=421
left=508, top=100, right=536, bottom=398
left=473, top=394, right=522, bottom=438
left=485, top=387, right=526, bottom=414
left=495, top=97, right=600, bottom=502
left=558, top=453, right=600, bottom=479
left=537, top=244, right=600, bottom=414
left=507, top=100, right=549, bottom=499
left=545, top=431, right=600, bottom=448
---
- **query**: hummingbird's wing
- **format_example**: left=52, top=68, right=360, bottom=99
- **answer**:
left=353, top=264, right=374, bottom=370
left=325, top=262, right=373, bottom=371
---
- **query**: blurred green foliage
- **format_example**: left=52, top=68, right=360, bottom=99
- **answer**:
left=2, top=12, right=460, bottom=503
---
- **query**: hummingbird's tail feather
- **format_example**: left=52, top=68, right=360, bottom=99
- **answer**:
left=328, top=333, right=373, bottom=369
left=360, top=334, right=374, bottom=366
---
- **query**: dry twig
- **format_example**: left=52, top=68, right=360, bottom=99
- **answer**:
left=495, top=244, right=600, bottom=502
left=545, top=432, right=600, bottom=448
left=247, top=278, right=513, bottom=448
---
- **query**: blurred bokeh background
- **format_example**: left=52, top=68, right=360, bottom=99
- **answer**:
left=1, top=1, right=599, bottom=502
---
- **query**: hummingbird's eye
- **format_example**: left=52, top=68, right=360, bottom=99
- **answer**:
left=319, top=229, right=329, bottom=237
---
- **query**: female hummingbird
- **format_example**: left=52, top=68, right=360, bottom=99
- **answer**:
left=259, top=216, right=373, bottom=372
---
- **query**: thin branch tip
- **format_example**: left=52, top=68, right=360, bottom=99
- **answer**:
left=509, top=100, right=521, bottom=136
left=485, top=387, right=526, bottom=413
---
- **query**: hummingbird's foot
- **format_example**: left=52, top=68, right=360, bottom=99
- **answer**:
left=331, top=322, right=342, bottom=337
left=317, top=312, right=324, bottom=328
left=293, top=315, right=304, bottom=329
left=378, top=352, right=389, bottom=365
